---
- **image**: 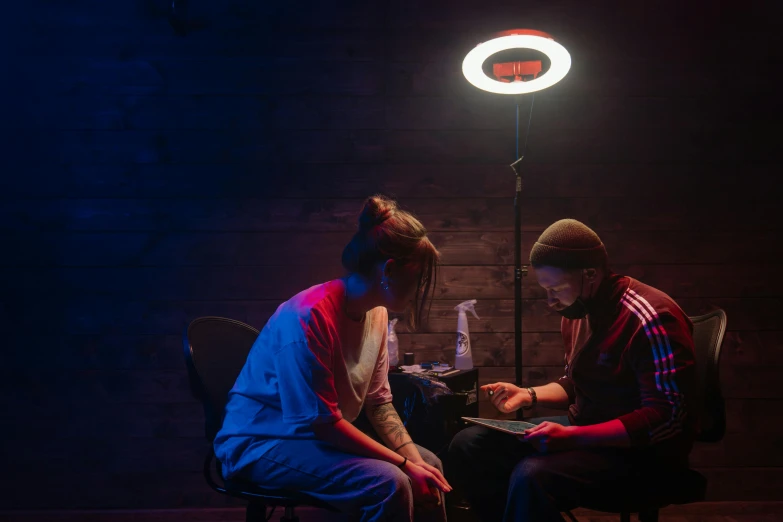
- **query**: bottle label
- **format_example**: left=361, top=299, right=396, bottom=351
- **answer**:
left=456, top=332, right=469, bottom=355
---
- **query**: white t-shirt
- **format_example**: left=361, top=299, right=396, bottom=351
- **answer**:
left=214, top=279, right=393, bottom=477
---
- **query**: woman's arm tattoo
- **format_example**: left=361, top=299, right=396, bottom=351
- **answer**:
left=369, top=403, right=409, bottom=445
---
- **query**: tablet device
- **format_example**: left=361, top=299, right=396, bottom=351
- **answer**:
left=461, top=417, right=538, bottom=435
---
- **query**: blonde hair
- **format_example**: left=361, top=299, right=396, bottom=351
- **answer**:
left=341, top=195, right=440, bottom=331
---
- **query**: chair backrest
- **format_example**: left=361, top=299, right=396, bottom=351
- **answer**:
left=689, top=308, right=727, bottom=443
left=183, top=316, right=260, bottom=441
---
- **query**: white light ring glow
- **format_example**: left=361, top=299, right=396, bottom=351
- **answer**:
left=462, top=34, right=571, bottom=94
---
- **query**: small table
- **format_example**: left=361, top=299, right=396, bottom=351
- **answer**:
left=388, top=368, right=480, bottom=456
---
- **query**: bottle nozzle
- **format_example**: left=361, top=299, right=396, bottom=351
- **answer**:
left=388, top=317, right=399, bottom=334
left=455, top=299, right=480, bottom=320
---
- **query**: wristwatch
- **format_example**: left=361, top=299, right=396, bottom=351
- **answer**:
left=522, top=387, right=537, bottom=410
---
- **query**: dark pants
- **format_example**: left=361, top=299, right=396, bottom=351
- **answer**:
left=446, top=417, right=661, bottom=522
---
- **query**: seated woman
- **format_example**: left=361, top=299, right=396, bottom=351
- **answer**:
left=214, top=195, right=451, bottom=522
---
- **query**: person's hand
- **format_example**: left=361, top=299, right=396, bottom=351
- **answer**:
left=480, top=382, right=528, bottom=413
left=521, top=422, right=577, bottom=453
left=402, top=460, right=452, bottom=510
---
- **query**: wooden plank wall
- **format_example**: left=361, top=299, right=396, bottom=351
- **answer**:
left=2, top=0, right=781, bottom=509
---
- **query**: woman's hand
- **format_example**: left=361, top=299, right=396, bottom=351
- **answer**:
left=402, top=460, right=452, bottom=510
left=480, top=382, right=528, bottom=413
left=521, top=421, right=577, bottom=453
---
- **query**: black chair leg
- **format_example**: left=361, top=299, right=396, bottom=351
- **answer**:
left=639, top=508, right=659, bottom=522
left=281, top=506, right=300, bottom=522
left=246, top=502, right=266, bottom=522
left=620, top=512, right=631, bottom=522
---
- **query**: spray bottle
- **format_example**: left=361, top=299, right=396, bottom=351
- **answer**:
left=387, top=318, right=400, bottom=367
left=454, top=300, right=480, bottom=370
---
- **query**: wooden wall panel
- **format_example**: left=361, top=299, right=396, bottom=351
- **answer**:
left=13, top=128, right=774, bottom=165
left=23, top=59, right=385, bottom=96
left=5, top=296, right=775, bottom=342
left=7, top=163, right=779, bottom=199
left=4, top=196, right=779, bottom=234
left=22, top=28, right=384, bottom=60
left=0, top=471, right=242, bottom=509
left=22, top=94, right=748, bottom=133
left=3, top=265, right=780, bottom=303
left=5, top=230, right=783, bottom=268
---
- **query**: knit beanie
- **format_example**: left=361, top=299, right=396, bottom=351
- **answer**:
left=529, top=219, right=608, bottom=269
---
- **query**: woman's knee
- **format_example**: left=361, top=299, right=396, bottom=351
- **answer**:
left=373, top=466, right=413, bottom=503
left=351, top=467, right=413, bottom=521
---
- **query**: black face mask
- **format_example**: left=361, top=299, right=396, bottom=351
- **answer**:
left=555, top=273, right=593, bottom=320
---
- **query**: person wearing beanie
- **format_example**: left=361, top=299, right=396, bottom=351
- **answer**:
left=448, top=219, right=697, bottom=522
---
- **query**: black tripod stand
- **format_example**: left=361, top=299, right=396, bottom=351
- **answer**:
left=510, top=94, right=534, bottom=420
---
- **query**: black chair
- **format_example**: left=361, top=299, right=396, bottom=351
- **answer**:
left=564, top=308, right=728, bottom=522
left=183, top=316, right=339, bottom=522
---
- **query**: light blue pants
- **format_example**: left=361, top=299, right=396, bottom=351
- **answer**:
left=241, top=438, right=447, bottom=522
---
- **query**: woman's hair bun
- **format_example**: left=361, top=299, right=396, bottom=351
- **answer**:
left=357, top=194, right=398, bottom=232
